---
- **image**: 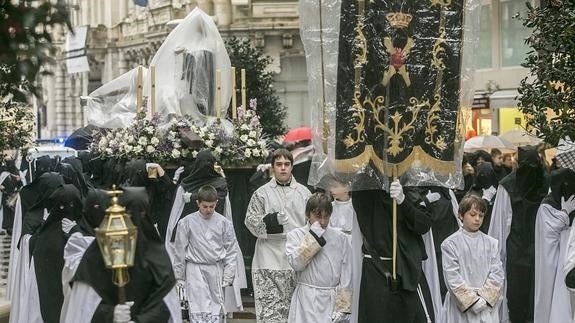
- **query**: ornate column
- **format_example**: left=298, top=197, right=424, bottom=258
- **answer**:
left=55, top=63, right=67, bottom=135
left=213, top=0, right=232, bottom=27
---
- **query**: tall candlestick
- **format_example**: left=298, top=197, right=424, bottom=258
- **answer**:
left=136, top=66, right=143, bottom=114
left=150, top=65, right=156, bottom=116
left=231, top=67, right=237, bottom=119
left=241, top=68, right=246, bottom=110
left=216, top=69, right=222, bottom=119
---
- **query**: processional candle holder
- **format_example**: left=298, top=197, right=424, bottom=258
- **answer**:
left=147, top=166, right=158, bottom=179
left=95, top=185, right=138, bottom=303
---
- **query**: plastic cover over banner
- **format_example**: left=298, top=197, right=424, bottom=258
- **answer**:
left=303, top=0, right=481, bottom=191
left=85, top=67, right=147, bottom=129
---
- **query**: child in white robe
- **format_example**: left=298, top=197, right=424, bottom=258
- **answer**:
left=173, top=185, right=238, bottom=323
left=286, top=192, right=352, bottom=323
left=441, top=195, right=504, bottom=323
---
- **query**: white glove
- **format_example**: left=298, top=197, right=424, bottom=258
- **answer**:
left=470, top=297, right=488, bottom=314
left=113, top=301, right=134, bottom=323
left=310, top=221, right=326, bottom=238
left=331, top=312, right=350, bottom=322
left=389, top=180, right=405, bottom=205
left=257, top=163, right=272, bottom=172
left=482, top=186, right=497, bottom=202
left=425, top=190, right=441, bottom=203
left=277, top=211, right=289, bottom=225
left=183, top=192, right=192, bottom=203
left=61, top=218, right=77, bottom=234
left=562, top=195, right=575, bottom=215
left=145, top=162, right=165, bottom=177
left=173, top=166, right=185, bottom=182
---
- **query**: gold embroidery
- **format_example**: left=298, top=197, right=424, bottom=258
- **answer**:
left=425, top=94, right=448, bottom=150
left=335, top=287, right=352, bottom=313
left=478, top=279, right=502, bottom=306
left=382, top=37, right=414, bottom=87
left=298, top=232, right=322, bottom=263
left=452, top=284, right=479, bottom=312
left=431, top=0, right=452, bottom=6
left=431, top=28, right=447, bottom=71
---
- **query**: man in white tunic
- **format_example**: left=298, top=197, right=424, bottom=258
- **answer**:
left=534, top=168, right=575, bottom=323
left=286, top=192, right=352, bottom=323
left=173, top=185, right=238, bottom=323
left=442, top=195, right=504, bottom=323
left=245, top=149, right=312, bottom=322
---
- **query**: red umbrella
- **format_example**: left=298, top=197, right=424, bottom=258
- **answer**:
left=283, top=127, right=312, bottom=143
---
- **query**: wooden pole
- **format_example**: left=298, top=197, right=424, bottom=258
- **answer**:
left=150, top=65, right=156, bottom=116
left=136, top=66, right=143, bottom=114
left=241, top=68, right=246, bottom=110
left=231, top=67, right=237, bottom=119
left=392, top=165, right=398, bottom=281
left=216, top=69, right=222, bottom=119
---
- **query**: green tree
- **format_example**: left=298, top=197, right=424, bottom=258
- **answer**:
left=517, top=0, right=575, bottom=146
left=0, top=0, right=72, bottom=102
left=225, top=36, right=287, bottom=138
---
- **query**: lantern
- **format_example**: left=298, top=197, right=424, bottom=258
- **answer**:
left=95, top=185, right=137, bottom=302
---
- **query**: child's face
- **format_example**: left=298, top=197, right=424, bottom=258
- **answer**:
left=308, top=210, right=331, bottom=229
left=196, top=200, right=217, bottom=219
left=492, top=154, right=503, bottom=167
left=329, top=182, right=350, bottom=201
left=459, top=205, right=484, bottom=232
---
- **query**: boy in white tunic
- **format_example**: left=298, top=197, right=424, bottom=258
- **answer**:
left=173, top=185, right=238, bottom=323
left=286, top=192, right=352, bottom=323
left=441, top=195, right=504, bottom=323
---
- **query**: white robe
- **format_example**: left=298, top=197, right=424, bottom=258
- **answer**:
left=534, top=203, right=572, bottom=323
left=563, top=213, right=575, bottom=323
left=441, top=229, right=504, bottom=323
left=9, top=234, right=33, bottom=323
left=487, top=185, right=513, bottom=323
left=6, top=194, right=23, bottom=300
left=173, top=211, right=238, bottom=322
left=330, top=199, right=354, bottom=233
left=244, top=177, right=311, bottom=322
left=286, top=225, right=352, bottom=323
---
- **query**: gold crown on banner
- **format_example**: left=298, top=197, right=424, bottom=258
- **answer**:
left=386, top=12, right=413, bottom=29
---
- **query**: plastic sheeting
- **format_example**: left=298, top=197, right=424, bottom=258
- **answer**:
left=85, top=67, right=147, bottom=129
left=146, top=7, right=232, bottom=125
left=304, top=0, right=481, bottom=191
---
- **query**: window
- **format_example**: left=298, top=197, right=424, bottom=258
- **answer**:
left=477, top=2, right=493, bottom=69
left=500, top=0, right=533, bottom=67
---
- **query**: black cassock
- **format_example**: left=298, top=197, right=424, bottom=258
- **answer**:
left=353, top=174, right=434, bottom=323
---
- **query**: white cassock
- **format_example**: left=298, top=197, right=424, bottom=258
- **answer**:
left=6, top=194, right=23, bottom=300
left=441, top=229, right=504, bottom=323
left=244, top=178, right=311, bottom=323
left=330, top=199, right=354, bottom=234
left=286, top=225, right=352, bottom=323
left=166, top=187, right=246, bottom=313
left=534, top=203, right=572, bottom=323
left=487, top=185, right=512, bottom=323
left=563, top=216, right=575, bottom=323
left=173, top=211, right=237, bottom=322
left=59, top=232, right=182, bottom=323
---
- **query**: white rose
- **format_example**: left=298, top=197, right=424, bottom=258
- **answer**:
left=138, top=137, right=148, bottom=145
left=241, top=124, right=250, bottom=131
left=109, top=140, right=116, bottom=146
left=146, top=145, right=155, bottom=153
left=205, top=139, right=213, bottom=147
left=127, top=135, right=135, bottom=143
left=262, top=149, right=269, bottom=157
left=192, top=150, right=199, bottom=158
left=151, top=137, right=159, bottom=145
left=244, top=148, right=252, bottom=158
left=215, top=146, right=223, bottom=154
left=240, top=134, right=248, bottom=142
left=146, top=126, right=155, bottom=134
left=199, top=131, right=205, bottom=138
left=105, top=148, right=113, bottom=155
left=252, top=148, right=261, bottom=157
left=208, top=133, right=215, bottom=140
left=249, top=130, right=257, bottom=138
left=125, top=145, right=133, bottom=152
left=171, top=149, right=181, bottom=159
left=134, top=146, right=143, bottom=154
left=174, top=142, right=181, bottom=149
left=169, top=131, right=176, bottom=138
left=247, top=139, right=256, bottom=146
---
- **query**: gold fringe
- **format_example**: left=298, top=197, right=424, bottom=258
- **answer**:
left=334, top=145, right=457, bottom=177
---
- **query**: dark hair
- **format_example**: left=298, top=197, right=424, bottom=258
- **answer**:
left=305, top=192, right=333, bottom=217
left=491, top=148, right=502, bottom=157
left=271, top=148, right=294, bottom=165
left=197, top=185, right=218, bottom=202
left=458, top=195, right=487, bottom=215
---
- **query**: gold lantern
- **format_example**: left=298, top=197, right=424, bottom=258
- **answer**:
left=95, top=185, right=138, bottom=302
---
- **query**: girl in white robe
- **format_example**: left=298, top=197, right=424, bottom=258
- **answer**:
left=286, top=193, right=352, bottom=323
left=441, top=195, right=504, bottom=323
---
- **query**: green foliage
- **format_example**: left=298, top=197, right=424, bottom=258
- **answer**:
left=0, top=0, right=72, bottom=102
left=517, top=1, right=575, bottom=146
left=225, top=36, right=287, bottom=138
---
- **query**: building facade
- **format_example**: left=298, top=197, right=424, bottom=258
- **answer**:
left=40, top=0, right=533, bottom=139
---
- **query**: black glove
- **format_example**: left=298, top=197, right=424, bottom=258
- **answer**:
left=263, top=212, right=283, bottom=234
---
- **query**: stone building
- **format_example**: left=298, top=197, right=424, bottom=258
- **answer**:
left=40, top=0, right=308, bottom=138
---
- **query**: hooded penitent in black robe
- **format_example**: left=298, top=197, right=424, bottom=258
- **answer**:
left=469, top=162, right=499, bottom=233
left=352, top=174, right=434, bottom=323
left=489, top=145, right=549, bottom=323
left=72, top=187, right=177, bottom=323
left=77, top=188, right=110, bottom=236
left=20, top=172, right=65, bottom=239
left=30, top=184, right=82, bottom=323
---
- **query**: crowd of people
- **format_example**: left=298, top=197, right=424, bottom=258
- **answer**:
left=0, top=142, right=574, bottom=323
